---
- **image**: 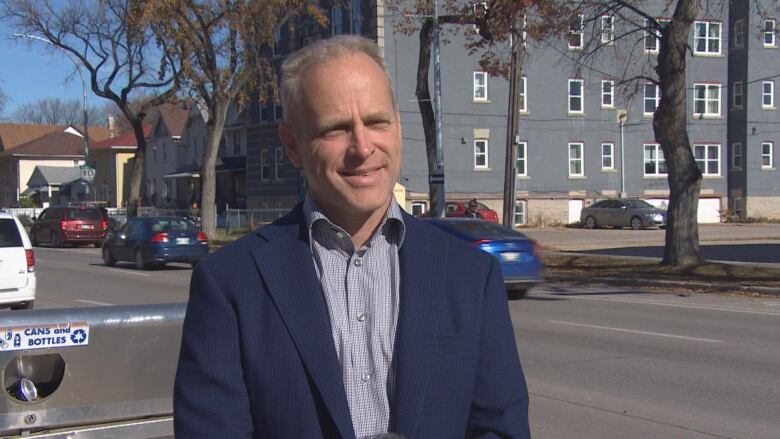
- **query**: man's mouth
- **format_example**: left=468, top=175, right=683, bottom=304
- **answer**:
left=340, top=167, right=382, bottom=177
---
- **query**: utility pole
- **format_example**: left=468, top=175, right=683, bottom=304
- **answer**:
left=502, top=15, right=525, bottom=227
left=430, top=0, right=446, bottom=218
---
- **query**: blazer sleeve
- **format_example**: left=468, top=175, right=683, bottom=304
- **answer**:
left=467, top=257, right=532, bottom=439
left=174, top=262, right=254, bottom=438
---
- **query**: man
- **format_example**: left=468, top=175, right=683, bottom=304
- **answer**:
left=174, top=35, right=530, bottom=438
left=465, top=198, right=483, bottom=219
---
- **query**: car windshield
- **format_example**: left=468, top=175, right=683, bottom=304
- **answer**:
left=445, top=221, right=525, bottom=240
left=0, top=219, right=23, bottom=247
left=626, top=200, right=656, bottom=209
left=67, top=209, right=102, bottom=220
left=148, top=218, right=195, bottom=233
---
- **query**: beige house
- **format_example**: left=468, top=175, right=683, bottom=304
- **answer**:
left=90, top=126, right=151, bottom=207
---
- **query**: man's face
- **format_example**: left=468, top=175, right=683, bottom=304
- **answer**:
left=280, top=53, right=402, bottom=224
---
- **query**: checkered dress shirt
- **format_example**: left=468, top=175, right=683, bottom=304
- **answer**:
left=304, top=195, right=405, bottom=438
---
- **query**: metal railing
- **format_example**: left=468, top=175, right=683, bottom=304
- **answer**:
left=223, top=207, right=288, bottom=233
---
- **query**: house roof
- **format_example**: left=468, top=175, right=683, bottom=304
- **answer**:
left=91, top=124, right=153, bottom=150
left=158, top=102, right=192, bottom=137
left=26, top=166, right=82, bottom=187
left=69, top=125, right=113, bottom=143
left=0, top=123, right=66, bottom=152
left=0, top=130, right=93, bottom=158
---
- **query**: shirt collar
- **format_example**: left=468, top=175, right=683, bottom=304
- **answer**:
left=303, top=193, right=406, bottom=250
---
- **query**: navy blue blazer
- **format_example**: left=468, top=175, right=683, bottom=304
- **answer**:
left=174, top=206, right=530, bottom=438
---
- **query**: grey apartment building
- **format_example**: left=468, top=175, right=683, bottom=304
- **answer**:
left=245, top=0, right=780, bottom=225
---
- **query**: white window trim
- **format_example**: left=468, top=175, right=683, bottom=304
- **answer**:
left=601, top=80, right=615, bottom=108
left=601, top=142, right=615, bottom=170
left=734, top=19, right=745, bottom=48
left=693, top=83, right=721, bottom=118
left=568, top=79, right=584, bottom=114
left=764, top=19, right=777, bottom=48
left=733, top=81, right=744, bottom=109
left=260, top=148, right=272, bottom=182
left=731, top=142, right=743, bottom=169
left=274, top=147, right=285, bottom=181
left=693, top=21, right=722, bottom=56
left=514, top=199, right=527, bottom=227
left=644, top=18, right=660, bottom=54
left=693, top=143, right=721, bottom=176
left=644, top=143, right=667, bottom=176
left=762, top=81, right=775, bottom=109
left=762, top=142, right=774, bottom=169
left=568, top=142, right=584, bottom=177
left=644, top=83, right=660, bottom=116
left=518, top=77, right=527, bottom=112
left=410, top=201, right=428, bottom=216
left=601, top=15, right=615, bottom=45
left=473, top=71, right=488, bottom=102
left=516, top=141, right=527, bottom=177
left=568, top=14, right=584, bottom=50
left=474, top=139, right=489, bottom=169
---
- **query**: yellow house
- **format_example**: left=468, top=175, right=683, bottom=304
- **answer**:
left=90, top=125, right=151, bottom=208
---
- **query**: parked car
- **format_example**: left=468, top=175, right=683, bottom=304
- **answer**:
left=102, top=216, right=209, bottom=270
left=30, top=205, right=109, bottom=248
left=0, top=212, right=36, bottom=309
left=420, top=200, right=500, bottom=223
left=423, top=217, right=544, bottom=298
left=580, top=198, right=667, bottom=230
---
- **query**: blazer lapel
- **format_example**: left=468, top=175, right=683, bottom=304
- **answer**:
left=390, top=215, right=446, bottom=436
left=251, top=210, right=355, bottom=439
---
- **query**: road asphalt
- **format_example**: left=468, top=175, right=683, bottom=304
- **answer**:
left=522, top=223, right=780, bottom=296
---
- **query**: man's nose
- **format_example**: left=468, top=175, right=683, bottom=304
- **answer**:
left=349, top=123, right=374, bottom=159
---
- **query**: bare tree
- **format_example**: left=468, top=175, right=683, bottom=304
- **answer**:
left=11, top=97, right=110, bottom=126
left=1, top=0, right=181, bottom=216
left=0, top=85, right=7, bottom=116
left=143, top=0, right=325, bottom=236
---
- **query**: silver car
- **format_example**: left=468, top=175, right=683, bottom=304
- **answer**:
left=580, top=199, right=666, bottom=230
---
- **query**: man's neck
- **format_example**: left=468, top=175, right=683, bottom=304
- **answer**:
left=312, top=197, right=392, bottom=248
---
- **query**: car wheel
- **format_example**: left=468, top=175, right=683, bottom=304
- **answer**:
left=584, top=216, right=598, bottom=229
left=31, top=233, right=39, bottom=247
left=10, top=301, right=34, bottom=310
left=94, top=241, right=103, bottom=248
left=135, top=249, right=147, bottom=270
left=630, top=216, right=644, bottom=230
left=507, top=288, right=527, bottom=300
left=102, top=246, right=116, bottom=267
left=51, top=232, right=61, bottom=248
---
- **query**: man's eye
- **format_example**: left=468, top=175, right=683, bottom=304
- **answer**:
left=322, top=128, right=347, bottom=138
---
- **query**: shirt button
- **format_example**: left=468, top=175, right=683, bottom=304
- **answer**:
left=354, top=258, right=362, bottom=267
left=357, top=313, right=366, bottom=322
left=361, top=373, right=371, bottom=382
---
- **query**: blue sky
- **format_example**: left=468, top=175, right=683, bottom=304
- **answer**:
left=0, top=20, right=88, bottom=118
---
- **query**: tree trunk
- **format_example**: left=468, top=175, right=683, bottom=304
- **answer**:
left=200, top=101, right=229, bottom=237
left=653, top=0, right=702, bottom=266
left=126, top=117, right=147, bottom=218
left=415, top=19, right=445, bottom=217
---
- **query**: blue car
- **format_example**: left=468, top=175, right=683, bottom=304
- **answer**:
left=102, top=216, right=208, bottom=270
left=424, top=218, right=544, bottom=298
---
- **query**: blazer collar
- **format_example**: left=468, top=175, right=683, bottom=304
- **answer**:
left=252, top=205, right=356, bottom=439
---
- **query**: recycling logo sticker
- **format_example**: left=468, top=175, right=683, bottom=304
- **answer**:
left=0, top=322, right=90, bottom=352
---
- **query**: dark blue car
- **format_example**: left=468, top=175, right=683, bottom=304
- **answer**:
left=102, top=216, right=208, bottom=270
left=424, top=218, right=544, bottom=298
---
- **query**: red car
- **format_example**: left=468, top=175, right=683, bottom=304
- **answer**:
left=30, top=205, right=109, bottom=248
left=420, top=200, right=500, bottom=223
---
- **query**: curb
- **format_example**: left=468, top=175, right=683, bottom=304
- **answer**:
left=546, top=275, right=780, bottom=297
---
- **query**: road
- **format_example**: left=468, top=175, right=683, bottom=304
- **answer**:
left=9, top=246, right=780, bottom=438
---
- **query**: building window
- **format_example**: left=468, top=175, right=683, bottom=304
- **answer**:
left=473, top=71, right=488, bottom=102
left=568, top=79, right=584, bottom=114
left=733, top=82, right=744, bottom=109
left=762, top=142, right=774, bottom=168
left=601, top=142, right=614, bottom=169
left=274, top=147, right=285, bottom=181
left=693, top=83, right=721, bottom=117
left=233, top=131, right=241, bottom=155
left=644, top=18, right=662, bottom=53
left=694, top=21, right=721, bottom=55
left=332, top=4, right=344, bottom=35
left=732, top=143, right=742, bottom=169
left=601, top=15, right=615, bottom=44
left=516, top=141, right=527, bottom=176
left=694, top=144, right=720, bottom=176
left=763, top=81, right=775, bottom=109
left=519, top=77, right=527, bottom=112
left=644, top=143, right=667, bottom=176
left=601, top=80, right=614, bottom=108
left=644, top=83, right=660, bottom=115
left=568, top=142, right=584, bottom=176
left=514, top=199, right=527, bottom=227
left=568, top=14, right=584, bottom=49
left=474, top=139, right=488, bottom=169
left=410, top=201, right=427, bottom=216
left=219, top=137, right=226, bottom=157
left=351, top=0, right=362, bottom=34
left=764, top=19, right=776, bottom=47
left=733, top=19, right=745, bottom=48
left=260, top=148, right=271, bottom=181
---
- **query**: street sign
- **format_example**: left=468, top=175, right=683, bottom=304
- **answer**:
left=80, top=166, right=96, bottom=182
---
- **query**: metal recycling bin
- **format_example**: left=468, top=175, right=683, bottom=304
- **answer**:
left=0, top=303, right=185, bottom=438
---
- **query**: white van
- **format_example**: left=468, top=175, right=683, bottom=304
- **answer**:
left=0, top=212, right=36, bottom=309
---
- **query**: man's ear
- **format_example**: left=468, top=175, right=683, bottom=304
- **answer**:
left=279, top=122, right=302, bottom=167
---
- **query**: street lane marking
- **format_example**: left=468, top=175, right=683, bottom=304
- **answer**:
left=105, top=268, right=151, bottom=277
left=75, top=300, right=115, bottom=306
left=548, top=320, right=724, bottom=343
left=535, top=292, right=780, bottom=317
